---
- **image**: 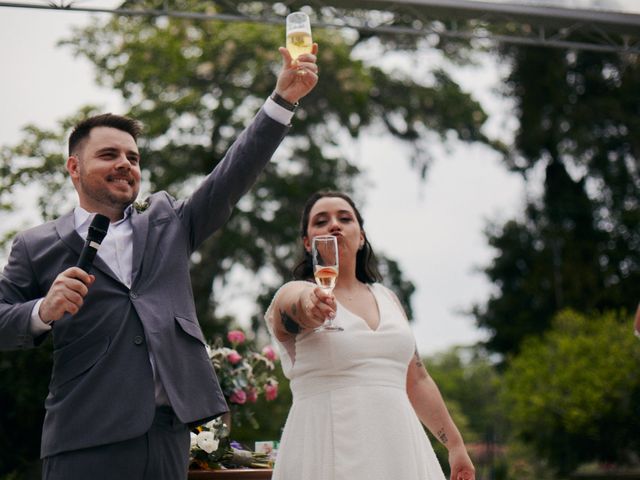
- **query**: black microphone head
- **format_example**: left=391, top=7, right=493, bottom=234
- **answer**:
left=87, top=214, right=110, bottom=244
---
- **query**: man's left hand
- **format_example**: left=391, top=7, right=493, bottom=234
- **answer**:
left=274, top=44, right=319, bottom=104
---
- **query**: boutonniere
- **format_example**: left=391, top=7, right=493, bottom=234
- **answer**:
left=134, top=200, right=149, bottom=213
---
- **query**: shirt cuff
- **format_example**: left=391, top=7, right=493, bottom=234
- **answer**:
left=30, top=298, right=52, bottom=335
left=263, top=97, right=295, bottom=126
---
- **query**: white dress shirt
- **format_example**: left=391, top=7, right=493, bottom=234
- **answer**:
left=76, top=206, right=134, bottom=288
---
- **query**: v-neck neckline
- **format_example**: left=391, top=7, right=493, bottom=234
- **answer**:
left=337, top=284, right=382, bottom=332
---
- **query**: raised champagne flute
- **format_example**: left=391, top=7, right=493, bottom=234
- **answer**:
left=286, top=11, right=312, bottom=60
left=312, top=235, right=343, bottom=332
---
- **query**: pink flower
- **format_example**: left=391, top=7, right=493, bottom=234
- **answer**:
left=261, top=345, right=277, bottom=361
left=246, top=387, right=258, bottom=403
left=227, top=330, right=246, bottom=345
left=229, top=389, right=247, bottom=405
left=264, top=381, right=278, bottom=401
left=227, top=350, right=242, bottom=364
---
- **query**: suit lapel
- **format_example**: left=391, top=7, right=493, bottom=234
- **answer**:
left=55, top=210, right=121, bottom=284
left=130, top=208, right=149, bottom=287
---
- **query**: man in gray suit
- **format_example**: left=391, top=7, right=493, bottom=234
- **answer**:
left=0, top=44, right=318, bottom=479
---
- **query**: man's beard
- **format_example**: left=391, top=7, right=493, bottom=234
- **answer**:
left=78, top=176, right=138, bottom=210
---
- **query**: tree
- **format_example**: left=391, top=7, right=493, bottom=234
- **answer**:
left=474, top=46, right=640, bottom=357
left=502, top=309, right=640, bottom=474
left=0, top=2, right=491, bottom=477
left=475, top=160, right=604, bottom=356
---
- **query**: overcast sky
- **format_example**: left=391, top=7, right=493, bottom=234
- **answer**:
left=0, top=1, right=636, bottom=355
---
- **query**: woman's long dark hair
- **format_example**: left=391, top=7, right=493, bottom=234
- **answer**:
left=292, top=191, right=382, bottom=284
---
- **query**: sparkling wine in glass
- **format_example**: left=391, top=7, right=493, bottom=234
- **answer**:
left=286, top=12, right=312, bottom=60
left=312, top=235, right=343, bottom=332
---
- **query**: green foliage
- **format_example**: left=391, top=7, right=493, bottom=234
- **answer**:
left=425, top=347, right=508, bottom=477
left=475, top=47, right=640, bottom=357
left=475, top=160, right=604, bottom=356
left=0, top=344, right=52, bottom=478
left=427, top=347, right=506, bottom=443
left=501, top=440, right=556, bottom=480
left=502, top=309, right=640, bottom=474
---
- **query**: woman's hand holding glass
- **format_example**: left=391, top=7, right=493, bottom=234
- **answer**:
left=300, top=287, right=337, bottom=330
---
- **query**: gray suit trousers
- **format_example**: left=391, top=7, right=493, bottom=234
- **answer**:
left=42, top=407, right=190, bottom=480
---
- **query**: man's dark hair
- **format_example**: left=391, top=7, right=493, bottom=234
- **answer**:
left=292, top=190, right=382, bottom=284
left=68, top=113, right=143, bottom=156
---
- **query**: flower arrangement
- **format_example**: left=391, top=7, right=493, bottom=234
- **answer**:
left=208, top=329, right=279, bottom=426
left=190, top=418, right=271, bottom=470
left=190, top=329, right=280, bottom=470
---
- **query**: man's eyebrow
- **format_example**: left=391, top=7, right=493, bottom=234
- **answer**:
left=95, top=147, right=140, bottom=157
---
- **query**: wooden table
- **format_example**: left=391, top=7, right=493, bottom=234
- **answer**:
left=188, top=469, right=273, bottom=479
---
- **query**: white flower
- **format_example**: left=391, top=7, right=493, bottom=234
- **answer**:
left=190, top=432, right=198, bottom=450
left=196, top=431, right=219, bottom=454
left=134, top=200, right=149, bottom=213
left=204, top=419, right=217, bottom=430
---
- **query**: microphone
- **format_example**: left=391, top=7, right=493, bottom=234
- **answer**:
left=76, top=214, right=110, bottom=273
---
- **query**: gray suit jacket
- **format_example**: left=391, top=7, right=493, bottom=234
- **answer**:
left=0, top=108, right=289, bottom=458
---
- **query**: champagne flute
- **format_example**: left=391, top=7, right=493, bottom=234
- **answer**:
left=286, top=11, right=313, bottom=60
left=312, top=235, right=343, bottom=332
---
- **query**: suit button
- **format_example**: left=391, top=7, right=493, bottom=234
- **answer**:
left=130, top=292, right=138, bottom=299
left=134, top=335, right=144, bottom=345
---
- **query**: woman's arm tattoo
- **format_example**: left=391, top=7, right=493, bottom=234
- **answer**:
left=280, top=305, right=301, bottom=334
left=437, top=428, right=449, bottom=445
left=414, top=347, right=424, bottom=369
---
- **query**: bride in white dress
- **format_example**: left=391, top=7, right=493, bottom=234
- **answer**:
left=266, top=191, right=475, bottom=480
